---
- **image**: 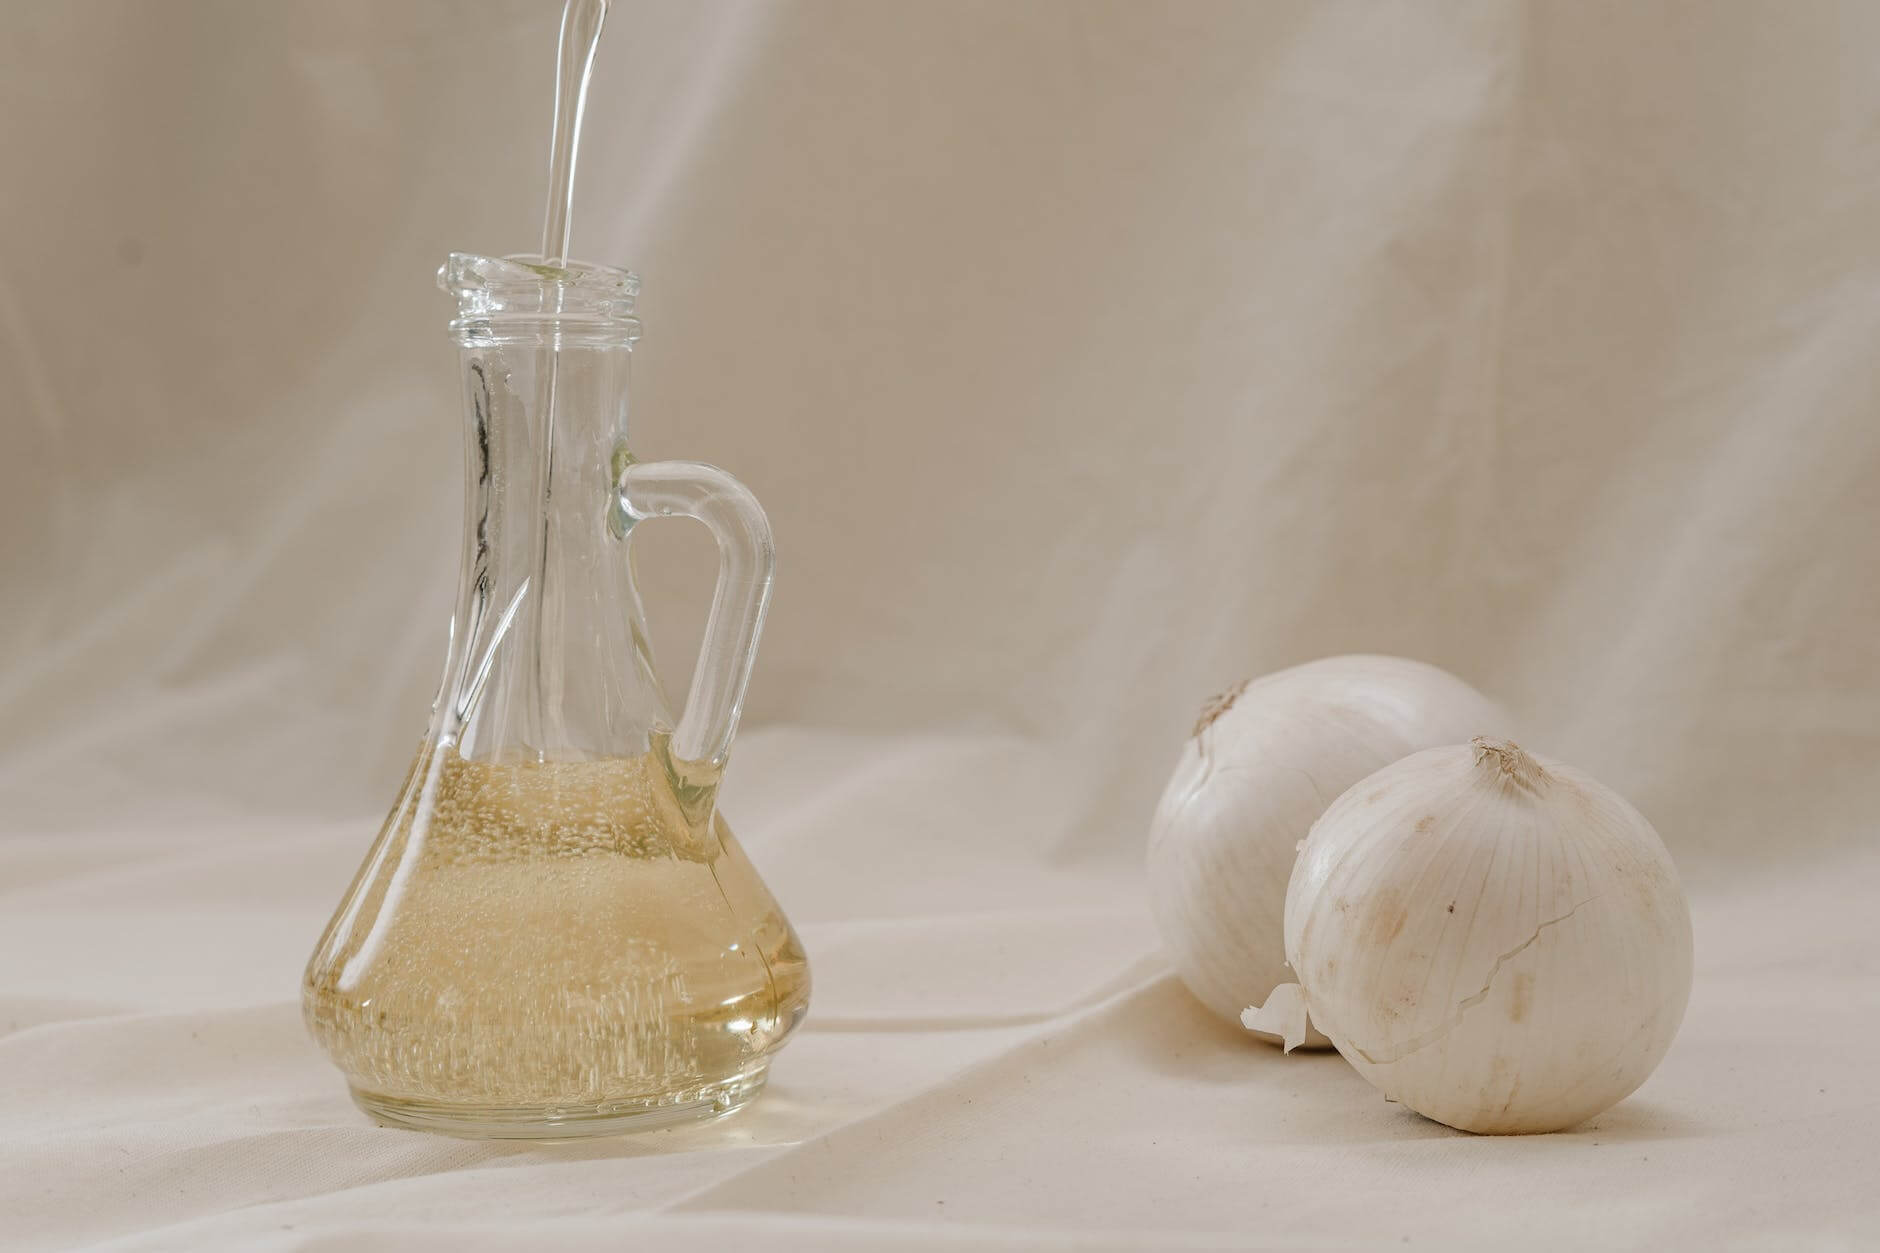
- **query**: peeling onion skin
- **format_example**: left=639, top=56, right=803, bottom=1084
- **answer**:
left=1280, top=739, right=1693, bottom=1134
left=1145, top=656, right=1510, bottom=1047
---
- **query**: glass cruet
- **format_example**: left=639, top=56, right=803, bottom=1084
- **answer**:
left=302, top=252, right=810, bottom=1139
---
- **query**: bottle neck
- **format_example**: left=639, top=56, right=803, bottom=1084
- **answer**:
left=442, top=334, right=662, bottom=762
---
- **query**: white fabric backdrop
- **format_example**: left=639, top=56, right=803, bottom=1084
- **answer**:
left=2, top=1, right=1877, bottom=1248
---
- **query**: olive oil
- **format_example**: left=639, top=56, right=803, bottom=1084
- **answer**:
left=303, top=749, right=808, bottom=1131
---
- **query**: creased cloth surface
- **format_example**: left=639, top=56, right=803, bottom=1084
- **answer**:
left=2, top=2, right=1877, bottom=1249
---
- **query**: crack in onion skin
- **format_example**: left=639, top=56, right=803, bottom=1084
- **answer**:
left=1271, top=739, right=1693, bottom=1134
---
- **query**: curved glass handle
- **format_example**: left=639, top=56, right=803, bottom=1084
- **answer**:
left=617, top=460, right=775, bottom=767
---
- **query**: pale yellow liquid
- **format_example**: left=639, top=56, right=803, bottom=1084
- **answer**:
left=303, top=747, right=808, bottom=1117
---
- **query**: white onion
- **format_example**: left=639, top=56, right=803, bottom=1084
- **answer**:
left=1247, top=738, right=1693, bottom=1134
left=1146, top=655, right=1509, bottom=1045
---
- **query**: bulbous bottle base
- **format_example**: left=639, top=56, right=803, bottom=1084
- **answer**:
left=349, top=1061, right=770, bottom=1140
left=304, top=749, right=810, bottom=1139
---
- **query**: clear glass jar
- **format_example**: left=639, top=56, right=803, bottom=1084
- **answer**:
left=302, top=254, right=809, bottom=1139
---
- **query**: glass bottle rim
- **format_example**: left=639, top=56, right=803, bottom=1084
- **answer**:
left=439, top=251, right=641, bottom=344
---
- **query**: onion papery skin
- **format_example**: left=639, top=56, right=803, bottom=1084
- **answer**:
left=1147, top=656, right=1510, bottom=1046
left=1284, top=739, right=1693, bottom=1134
